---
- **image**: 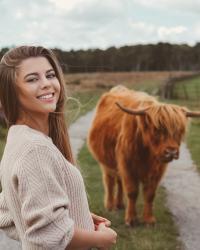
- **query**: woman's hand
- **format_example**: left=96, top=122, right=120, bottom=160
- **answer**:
left=96, top=223, right=117, bottom=250
left=91, top=212, right=111, bottom=230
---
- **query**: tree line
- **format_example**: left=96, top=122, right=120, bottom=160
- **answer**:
left=1, top=42, right=200, bottom=73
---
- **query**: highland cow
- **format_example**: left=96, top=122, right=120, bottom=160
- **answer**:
left=88, top=86, right=200, bottom=225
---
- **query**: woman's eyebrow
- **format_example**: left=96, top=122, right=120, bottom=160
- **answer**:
left=24, top=72, right=38, bottom=79
left=46, top=69, right=55, bottom=73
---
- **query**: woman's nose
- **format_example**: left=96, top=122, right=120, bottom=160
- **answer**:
left=40, top=76, right=51, bottom=88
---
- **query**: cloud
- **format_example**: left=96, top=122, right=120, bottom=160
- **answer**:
left=158, top=26, right=188, bottom=40
left=48, top=0, right=94, bottom=12
left=0, top=0, right=199, bottom=50
left=133, top=0, right=200, bottom=15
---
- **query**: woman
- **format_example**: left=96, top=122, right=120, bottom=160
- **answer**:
left=0, top=46, right=117, bottom=249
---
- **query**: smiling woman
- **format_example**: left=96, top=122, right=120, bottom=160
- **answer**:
left=15, top=56, right=61, bottom=132
left=0, top=46, right=117, bottom=250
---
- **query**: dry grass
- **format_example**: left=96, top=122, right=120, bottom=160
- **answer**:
left=65, top=71, right=195, bottom=93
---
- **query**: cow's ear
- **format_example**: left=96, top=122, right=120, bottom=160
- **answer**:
left=115, top=102, right=147, bottom=115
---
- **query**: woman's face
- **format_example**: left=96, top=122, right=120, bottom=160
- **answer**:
left=15, top=56, right=61, bottom=119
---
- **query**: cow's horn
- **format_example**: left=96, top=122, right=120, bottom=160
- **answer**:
left=185, top=111, right=200, bottom=117
left=115, top=102, right=147, bottom=115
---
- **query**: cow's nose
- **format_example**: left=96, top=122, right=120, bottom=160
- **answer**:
left=164, top=147, right=179, bottom=159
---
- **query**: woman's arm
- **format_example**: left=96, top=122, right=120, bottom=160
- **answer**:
left=91, top=212, right=111, bottom=229
left=66, top=225, right=117, bottom=250
left=0, top=191, right=19, bottom=241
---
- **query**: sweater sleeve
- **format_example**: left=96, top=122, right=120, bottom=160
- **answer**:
left=0, top=191, right=19, bottom=240
left=13, top=144, right=74, bottom=250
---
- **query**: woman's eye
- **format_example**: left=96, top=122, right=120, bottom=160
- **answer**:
left=47, top=73, right=56, bottom=79
left=27, top=78, right=38, bottom=83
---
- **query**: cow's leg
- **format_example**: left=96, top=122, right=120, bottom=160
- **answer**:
left=114, top=177, right=124, bottom=209
left=142, top=177, right=160, bottom=224
left=102, top=169, right=116, bottom=210
left=121, top=173, right=139, bottom=226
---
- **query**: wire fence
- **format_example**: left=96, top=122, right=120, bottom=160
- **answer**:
left=161, top=73, right=200, bottom=108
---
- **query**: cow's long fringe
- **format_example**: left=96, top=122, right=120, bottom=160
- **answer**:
left=145, top=104, right=188, bottom=138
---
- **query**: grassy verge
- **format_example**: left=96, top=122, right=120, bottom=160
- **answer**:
left=173, top=76, right=200, bottom=102
left=166, top=98, right=200, bottom=170
left=186, top=120, right=200, bottom=169
left=163, top=75, right=200, bottom=170
left=65, top=89, right=104, bottom=124
left=78, top=144, right=181, bottom=250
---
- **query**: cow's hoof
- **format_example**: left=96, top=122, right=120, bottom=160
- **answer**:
left=114, top=203, right=125, bottom=210
left=105, top=203, right=114, bottom=211
left=143, top=216, right=156, bottom=225
left=125, top=218, right=139, bottom=227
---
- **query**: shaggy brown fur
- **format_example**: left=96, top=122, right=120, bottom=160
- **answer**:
left=87, top=86, right=192, bottom=225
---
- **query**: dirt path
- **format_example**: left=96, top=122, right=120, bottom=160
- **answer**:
left=0, top=110, right=200, bottom=250
left=162, top=143, right=200, bottom=250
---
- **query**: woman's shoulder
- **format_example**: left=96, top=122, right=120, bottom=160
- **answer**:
left=7, top=124, right=52, bottom=147
left=2, top=125, right=57, bottom=164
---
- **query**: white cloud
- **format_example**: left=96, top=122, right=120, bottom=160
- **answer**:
left=0, top=0, right=199, bottom=50
left=15, top=10, right=24, bottom=19
left=48, top=0, right=86, bottom=12
left=48, top=0, right=123, bottom=13
left=134, top=0, right=200, bottom=15
left=158, top=26, right=187, bottom=39
left=130, top=22, right=155, bottom=35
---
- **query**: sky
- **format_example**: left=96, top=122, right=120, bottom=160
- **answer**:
left=0, top=0, right=200, bottom=51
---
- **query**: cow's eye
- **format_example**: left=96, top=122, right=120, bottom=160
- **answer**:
left=156, top=127, right=167, bottom=136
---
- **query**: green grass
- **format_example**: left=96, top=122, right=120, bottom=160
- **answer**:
left=163, top=75, right=200, bottom=170
left=173, top=76, right=200, bottom=102
left=65, top=89, right=104, bottom=124
left=161, top=98, right=200, bottom=170
left=186, top=120, right=200, bottom=169
left=78, top=144, right=181, bottom=250
left=130, top=79, right=163, bottom=95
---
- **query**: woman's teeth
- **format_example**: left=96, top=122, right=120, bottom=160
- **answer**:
left=38, top=94, right=53, bottom=99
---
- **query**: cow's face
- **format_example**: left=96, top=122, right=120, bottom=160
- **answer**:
left=141, top=117, right=184, bottom=163
left=116, top=102, right=200, bottom=164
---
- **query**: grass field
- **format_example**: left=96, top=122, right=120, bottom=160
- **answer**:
left=173, top=76, right=200, bottom=104
left=164, top=76, right=200, bottom=170
left=186, top=120, right=200, bottom=169
left=65, top=88, right=103, bottom=124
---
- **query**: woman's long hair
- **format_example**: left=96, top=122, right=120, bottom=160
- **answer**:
left=0, top=46, right=75, bottom=164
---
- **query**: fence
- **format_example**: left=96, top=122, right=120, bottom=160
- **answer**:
left=161, top=72, right=200, bottom=108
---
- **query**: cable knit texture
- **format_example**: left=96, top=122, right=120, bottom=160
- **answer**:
left=0, top=125, right=94, bottom=250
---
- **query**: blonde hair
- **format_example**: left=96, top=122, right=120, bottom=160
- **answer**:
left=0, top=46, right=75, bottom=164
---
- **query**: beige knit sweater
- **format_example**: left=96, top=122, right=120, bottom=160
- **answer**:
left=0, top=125, right=94, bottom=250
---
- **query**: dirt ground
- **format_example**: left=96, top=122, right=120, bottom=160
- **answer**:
left=65, top=71, right=195, bottom=92
left=162, top=143, right=200, bottom=250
